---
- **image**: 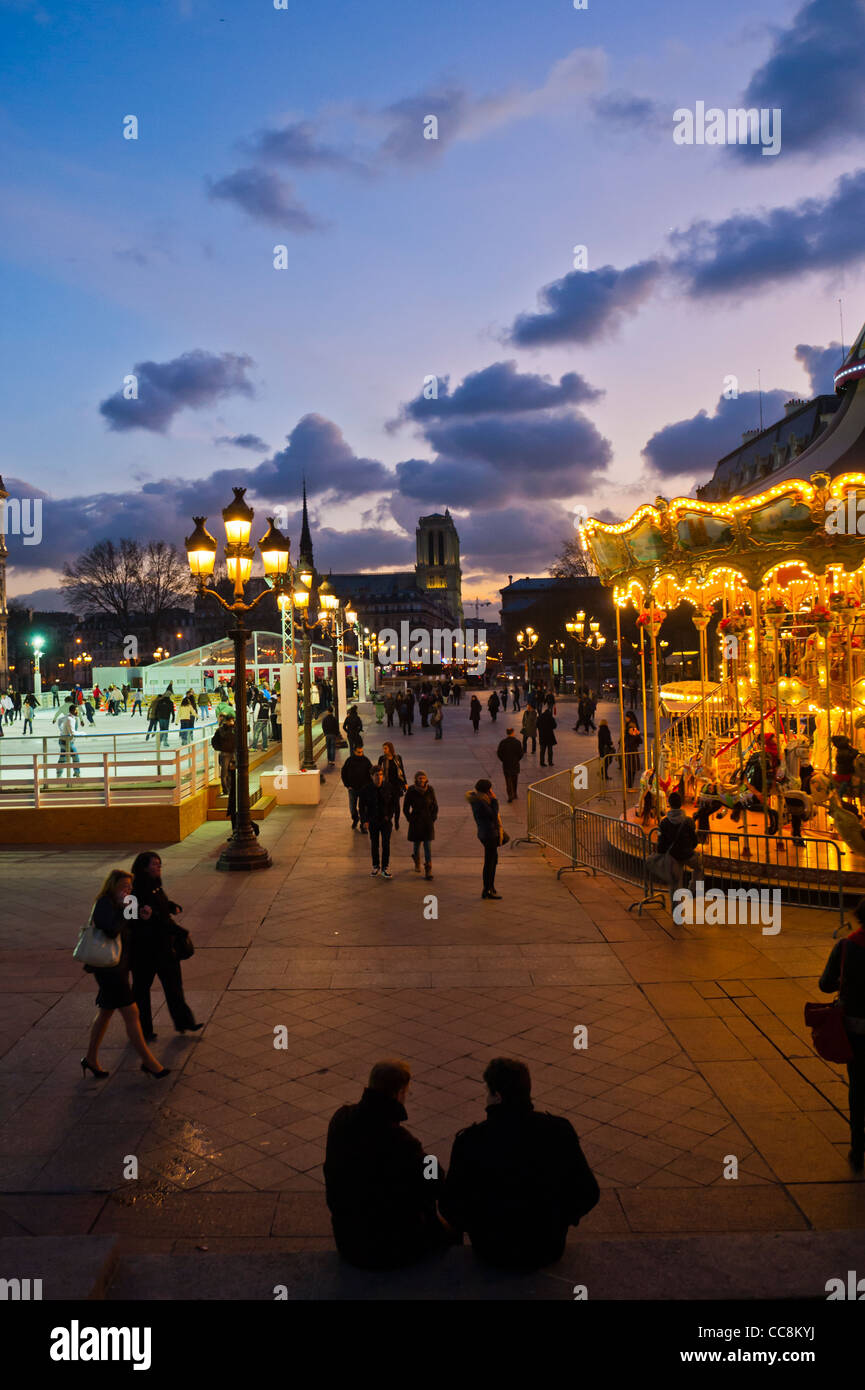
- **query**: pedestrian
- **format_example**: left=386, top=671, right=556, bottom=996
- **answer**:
left=359, top=767, right=398, bottom=878
left=211, top=714, right=236, bottom=794
left=512, top=685, right=520, bottom=713
left=321, top=705, right=339, bottom=765
left=1, top=691, right=13, bottom=725
left=537, top=707, right=557, bottom=767
left=466, top=777, right=504, bottom=900
left=53, top=702, right=80, bottom=777
left=440, top=1057, right=599, bottom=1270
left=340, top=741, right=374, bottom=831
left=487, top=691, right=500, bottom=723
left=496, top=727, right=524, bottom=802
left=11, top=687, right=22, bottom=719
left=131, top=689, right=143, bottom=716
left=398, top=694, right=414, bottom=737
left=22, top=692, right=39, bottom=735
left=574, top=694, right=592, bottom=734
left=520, top=705, right=537, bottom=755
left=323, top=1059, right=452, bottom=1269
left=130, top=851, right=202, bottom=1041
left=384, top=693, right=396, bottom=728
left=818, top=900, right=865, bottom=1171
left=500, top=687, right=509, bottom=711
left=178, top=691, right=198, bottom=746
left=403, top=770, right=437, bottom=880
left=79, top=868, right=169, bottom=1079
left=377, top=742, right=407, bottom=829
left=250, top=690, right=270, bottom=750
left=82, top=693, right=95, bottom=725
left=624, top=715, right=643, bottom=789
left=654, top=792, right=702, bottom=891
left=343, top=704, right=363, bottom=753
left=469, top=695, right=482, bottom=733
left=598, top=719, right=614, bottom=779
left=419, top=692, right=430, bottom=728
left=431, top=699, right=444, bottom=740
left=153, top=691, right=174, bottom=740
left=121, top=683, right=130, bottom=711
left=51, top=681, right=60, bottom=708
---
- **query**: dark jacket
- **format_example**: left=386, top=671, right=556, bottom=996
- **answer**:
left=154, top=694, right=174, bottom=721
left=88, top=895, right=131, bottom=977
left=211, top=722, right=235, bottom=753
left=624, top=722, right=642, bottom=753
left=343, top=710, right=363, bottom=737
left=469, top=699, right=482, bottom=724
left=819, top=928, right=865, bottom=1026
left=440, top=1101, right=600, bottom=1269
left=497, top=736, right=524, bottom=771
left=657, top=809, right=699, bottom=862
left=403, top=784, right=438, bottom=842
left=466, top=790, right=500, bottom=846
left=341, top=753, right=373, bottom=790
left=537, top=710, right=557, bottom=745
left=487, top=694, right=500, bottom=713
left=324, top=1088, right=440, bottom=1269
left=358, top=780, right=397, bottom=830
left=377, top=752, right=407, bottom=793
left=598, top=725, right=614, bottom=755
left=321, top=712, right=339, bottom=738
left=130, top=874, right=181, bottom=959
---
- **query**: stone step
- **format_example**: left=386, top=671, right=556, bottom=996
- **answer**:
left=103, top=1229, right=865, bottom=1301
left=0, top=1235, right=119, bottom=1301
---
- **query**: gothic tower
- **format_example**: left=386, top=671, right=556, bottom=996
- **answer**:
left=0, top=476, right=7, bottom=692
left=415, top=510, right=463, bottom=625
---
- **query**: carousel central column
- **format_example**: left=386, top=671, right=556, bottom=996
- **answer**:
left=751, top=587, right=772, bottom=839
left=615, top=603, right=628, bottom=820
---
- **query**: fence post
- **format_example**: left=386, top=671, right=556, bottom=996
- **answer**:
left=103, top=753, right=111, bottom=807
left=33, top=753, right=40, bottom=809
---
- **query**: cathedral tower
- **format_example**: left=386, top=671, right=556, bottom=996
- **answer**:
left=415, top=510, right=463, bottom=626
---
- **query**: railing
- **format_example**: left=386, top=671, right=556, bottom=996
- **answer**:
left=532, top=756, right=640, bottom=811
left=517, top=772, right=848, bottom=929
left=0, top=738, right=220, bottom=808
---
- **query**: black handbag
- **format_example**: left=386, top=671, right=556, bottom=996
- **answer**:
left=171, top=924, right=195, bottom=961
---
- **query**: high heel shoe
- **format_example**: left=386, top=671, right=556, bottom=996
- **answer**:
left=176, top=1022, right=204, bottom=1034
left=141, top=1064, right=171, bottom=1079
left=80, top=1057, right=109, bottom=1079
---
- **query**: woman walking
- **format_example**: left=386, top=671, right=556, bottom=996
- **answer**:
left=377, top=742, right=407, bottom=829
left=178, top=691, right=197, bottom=745
left=403, top=770, right=438, bottom=880
left=469, top=695, right=482, bottom=734
left=80, top=869, right=169, bottom=1078
left=818, top=902, right=865, bottom=1170
left=130, top=851, right=202, bottom=1041
left=598, top=719, right=614, bottom=779
left=431, top=699, right=444, bottom=740
left=487, top=691, right=500, bottom=723
left=343, top=705, right=363, bottom=753
left=398, top=694, right=414, bottom=737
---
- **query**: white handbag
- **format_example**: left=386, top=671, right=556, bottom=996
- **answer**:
left=73, top=910, right=121, bottom=969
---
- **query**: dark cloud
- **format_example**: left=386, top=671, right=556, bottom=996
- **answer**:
left=795, top=341, right=845, bottom=396
left=377, top=87, right=471, bottom=161
left=389, top=360, right=602, bottom=429
left=590, top=91, right=666, bottom=132
left=99, top=350, right=256, bottom=434
left=206, top=166, right=322, bottom=229
left=243, top=120, right=367, bottom=174
left=508, top=261, right=662, bottom=347
left=641, top=389, right=791, bottom=480
left=253, top=414, right=392, bottom=504
left=454, top=504, right=580, bottom=573
left=215, top=432, right=270, bottom=451
left=668, top=168, right=865, bottom=297
left=396, top=413, right=610, bottom=506
left=313, top=525, right=415, bottom=572
left=737, top=0, right=865, bottom=158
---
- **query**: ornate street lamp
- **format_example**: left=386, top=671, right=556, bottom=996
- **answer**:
left=315, top=580, right=352, bottom=725
left=565, top=612, right=604, bottom=693
left=185, top=490, right=291, bottom=871
left=516, top=626, right=538, bottom=683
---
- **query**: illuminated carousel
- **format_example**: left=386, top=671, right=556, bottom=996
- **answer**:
left=580, top=323, right=865, bottom=893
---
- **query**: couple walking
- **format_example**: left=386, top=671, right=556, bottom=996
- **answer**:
left=342, top=741, right=438, bottom=880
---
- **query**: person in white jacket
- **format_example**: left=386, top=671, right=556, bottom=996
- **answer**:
left=53, top=703, right=80, bottom=777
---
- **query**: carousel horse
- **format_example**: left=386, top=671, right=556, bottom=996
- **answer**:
left=782, top=788, right=813, bottom=846
left=828, top=792, right=865, bottom=859
left=637, top=751, right=672, bottom=824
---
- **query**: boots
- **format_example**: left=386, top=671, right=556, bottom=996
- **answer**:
left=412, top=852, right=421, bottom=873
left=424, top=861, right=434, bottom=881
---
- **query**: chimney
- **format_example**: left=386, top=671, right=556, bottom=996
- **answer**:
left=742, top=428, right=761, bottom=443
left=784, top=398, right=806, bottom=417
left=508, top=575, right=513, bottom=586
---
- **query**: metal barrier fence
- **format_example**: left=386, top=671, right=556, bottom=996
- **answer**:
left=0, top=740, right=220, bottom=808
left=518, top=776, right=848, bottom=929
left=531, top=756, right=641, bottom=811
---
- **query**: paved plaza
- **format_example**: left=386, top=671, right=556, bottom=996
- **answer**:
left=1, top=696, right=863, bottom=1300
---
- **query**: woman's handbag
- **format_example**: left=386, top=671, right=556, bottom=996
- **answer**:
left=171, top=924, right=195, bottom=961
left=498, top=815, right=510, bottom=846
left=73, top=912, right=121, bottom=969
left=804, top=944, right=853, bottom=1062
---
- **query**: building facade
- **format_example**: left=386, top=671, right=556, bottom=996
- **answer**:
left=414, top=511, right=464, bottom=626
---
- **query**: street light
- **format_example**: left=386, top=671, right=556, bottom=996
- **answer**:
left=516, top=626, right=538, bottom=683
left=316, top=580, right=353, bottom=725
left=565, top=612, right=604, bottom=693
left=185, top=490, right=291, bottom=871
left=31, top=634, right=44, bottom=698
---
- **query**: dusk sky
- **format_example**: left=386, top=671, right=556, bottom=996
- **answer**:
left=3, top=0, right=864, bottom=614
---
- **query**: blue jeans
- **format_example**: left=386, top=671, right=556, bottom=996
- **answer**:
left=57, top=737, right=80, bottom=775
left=412, top=839, right=432, bottom=864
left=348, top=787, right=361, bottom=824
left=434, top=723, right=442, bottom=739
left=326, top=734, right=336, bottom=762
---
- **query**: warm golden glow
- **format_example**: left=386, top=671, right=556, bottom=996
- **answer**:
left=258, top=518, right=291, bottom=577
left=222, top=487, right=254, bottom=546
left=185, top=517, right=218, bottom=578
left=225, top=553, right=253, bottom=585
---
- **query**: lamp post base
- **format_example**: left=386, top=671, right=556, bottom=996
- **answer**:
left=216, top=833, right=273, bottom=871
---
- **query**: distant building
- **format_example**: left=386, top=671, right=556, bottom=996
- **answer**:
left=0, top=476, right=7, bottom=692
left=696, top=395, right=843, bottom=502
left=414, top=511, right=464, bottom=626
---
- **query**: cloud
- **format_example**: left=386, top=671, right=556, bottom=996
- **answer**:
left=736, top=0, right=865, bottom=158
left=396, top=412, right=611, bottom=506
left=795, top=341, right=845, bottom=395
left=454, top=504, right=580, bottom=573
left=99, top=349, right=256, bottom=434
left=252, top=414, right=392, bottom=504
left=508, top=261, right=662, bottom=347
left=242, top=120, right=367, bottom=174
left=668, top=168, right=865, bottom=297
left=389, top=360, right=602, bottom=429
left=641, top=389, right=791, bottom=480
left=590, top=90, right=666, bottom=133
left=215, top=432, right=270, bottom=451
left=206, top=167, right=323, bottom=229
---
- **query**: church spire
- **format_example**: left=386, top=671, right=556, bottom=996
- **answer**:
left=299, top=478, right=314, bottom=568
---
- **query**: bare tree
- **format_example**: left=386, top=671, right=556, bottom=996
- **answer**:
left=60, top=538, right=193, bottom=644
left=549, top=536, right=596, bottom=579
left=60, top=539, right=141, bottom=642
